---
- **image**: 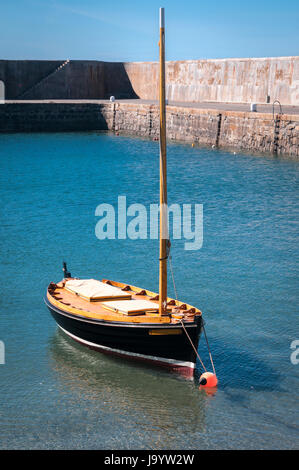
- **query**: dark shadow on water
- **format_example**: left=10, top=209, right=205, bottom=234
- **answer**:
left=198, top=337, right=299, bottom=435
left=195, top=334, right=281, bottom=393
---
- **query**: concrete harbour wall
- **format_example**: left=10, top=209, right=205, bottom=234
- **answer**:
left=0, top=101, right=298, bottom=158
left=0, top=60, right=138, bottom=100
left=1, top=57, right=298, bottom=105
left=124, top=57, right=299, bottom=105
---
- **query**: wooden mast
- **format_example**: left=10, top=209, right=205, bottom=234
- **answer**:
left=159, top=7, right=168, bottom=315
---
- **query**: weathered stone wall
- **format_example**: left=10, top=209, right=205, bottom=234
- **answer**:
left=124, top=57, right=299, bottom=105
left=0, top=102, right=108, bottom=132
left=105, top=102, right=160, bottom=138
left=1, top=57, right=298, bottom=104
left=218, top=112, right=299, bottom=155
left=112, top=102, right=299, bottom=157
left=0, top=101, right=298, bottom=157
left=166, top=107, right=221, bottom=146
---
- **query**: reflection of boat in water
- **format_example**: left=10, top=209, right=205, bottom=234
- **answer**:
left=49, top=330, right=208, bottom=441
left=44, top=8, right=203, bottom=379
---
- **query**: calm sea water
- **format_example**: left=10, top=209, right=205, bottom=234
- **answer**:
left=0, top=132, right=298, bottom=450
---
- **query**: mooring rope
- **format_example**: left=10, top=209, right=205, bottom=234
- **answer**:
left=169, top=252, right=216, bottom=375
left=179, top=319, right=207, bottom=372
left=165, top=210, right=216, bottom=376
left=168, top=254, right=178, bottom=301
left=168, top=246, right=209, bottom=373
left=202, top=323, right=216, bottom=375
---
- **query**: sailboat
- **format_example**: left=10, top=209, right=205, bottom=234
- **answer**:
left=44, top=8, right=203, bottom=378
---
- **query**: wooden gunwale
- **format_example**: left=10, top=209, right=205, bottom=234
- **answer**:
left=47, top=278, right=202, bottom=325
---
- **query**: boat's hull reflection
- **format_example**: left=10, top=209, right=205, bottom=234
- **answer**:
left=48, top=330, right=208, bottom=443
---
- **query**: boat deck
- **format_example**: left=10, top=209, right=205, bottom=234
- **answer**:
left=47, top=278, right=202, bottom=325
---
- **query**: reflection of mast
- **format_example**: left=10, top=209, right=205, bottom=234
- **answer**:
left=159, top=7, right=168, bottom=316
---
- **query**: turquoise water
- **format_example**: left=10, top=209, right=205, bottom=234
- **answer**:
left=0, top=132, right=298, bottom=449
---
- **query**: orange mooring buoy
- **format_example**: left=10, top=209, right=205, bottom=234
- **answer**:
left=199, top=371, right=218, bottom=388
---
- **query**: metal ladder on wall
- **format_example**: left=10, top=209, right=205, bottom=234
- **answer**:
left=272, top=100, right=283, bottom=154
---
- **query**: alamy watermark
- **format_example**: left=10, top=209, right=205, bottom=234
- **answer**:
left=290, top=340, right=299, bottom=365
left=0, top=340, right=5, bottom=364
left=95, top=196, right=203, bottom=250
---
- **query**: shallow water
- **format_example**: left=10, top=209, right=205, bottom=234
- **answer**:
left=0, top=132, right=298, bottom=449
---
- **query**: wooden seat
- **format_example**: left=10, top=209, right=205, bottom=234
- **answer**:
left=65, top=279, right=132, bottom=302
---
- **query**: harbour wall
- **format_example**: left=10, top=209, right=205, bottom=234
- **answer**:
left=0, top=57, right=298, bottom=105
left=0, top=61, right=138, bottom=100
left=124, top=57, right=299, bottom=105
left=0, top=101, right=298, bottom=157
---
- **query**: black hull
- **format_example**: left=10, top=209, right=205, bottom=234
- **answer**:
left=45, top=296, right=202, bottom=377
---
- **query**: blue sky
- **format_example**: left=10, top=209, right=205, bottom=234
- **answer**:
left=1, top=0, right=299, bottom=61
